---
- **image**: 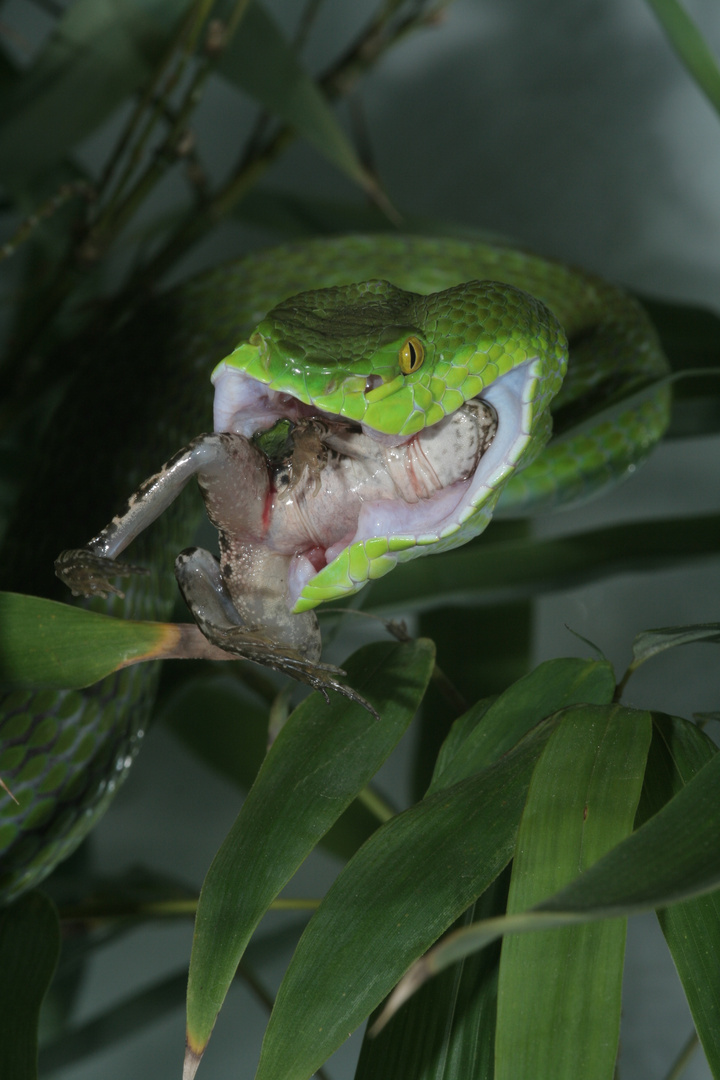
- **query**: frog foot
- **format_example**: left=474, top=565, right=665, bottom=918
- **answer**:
left=175, top=546, right=379, bottom=719
left=202, top=623, right=380, bottom=718
left=54, top=548, right=149, bottom=599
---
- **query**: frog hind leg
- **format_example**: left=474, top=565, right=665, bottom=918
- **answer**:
left=174, top=545, right=378, bottom=716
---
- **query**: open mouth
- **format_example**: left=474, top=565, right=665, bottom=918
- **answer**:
left=211, top=359, right=539, bottom=609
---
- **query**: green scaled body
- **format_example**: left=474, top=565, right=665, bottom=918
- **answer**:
left=0, top=235, right=670, bottom=902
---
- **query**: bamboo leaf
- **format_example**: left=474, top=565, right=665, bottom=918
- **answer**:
left=495, top=704, right=651, bottom=1080
left=0, top=592, right=177, bottom=689
left=380, top=720, right=720, bottom=1024
left=638, top=714, right=720, bottom=1075
left=366, top=513, right=720, bottom=615
left=354, top=875, right=509, bottom=1080
left=251, top=659, right=619, bottom=1079
left=631, top=622, right=720, bottom=666
left=0, top=891, right=60, bottom=1080
left=429, top=657, right=615, bottom=792
left=183, top=639, right=435, bottom=1077
left=217, top=3, right=378, bottom=195
left=644, top=0, right=720, bottom=119
left=253, top=721, right=558, bottom=1080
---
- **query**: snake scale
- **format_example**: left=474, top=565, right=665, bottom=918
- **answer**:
left=0, top=234, right=670, bottom=902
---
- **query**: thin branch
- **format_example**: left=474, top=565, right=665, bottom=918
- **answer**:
left=109, top=0, right=448, bottom=302
left=82, top=1, right=244, bottom=258
left=2, top=0, right=452, bottom=391
left=58, top=895, right=320, bottom=924
left=95, top=0, right=215, bottom=206
left=0, top=181, right=94, bottom=264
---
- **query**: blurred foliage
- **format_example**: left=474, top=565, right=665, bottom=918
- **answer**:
left=0, top=1, right=719, bottom=1079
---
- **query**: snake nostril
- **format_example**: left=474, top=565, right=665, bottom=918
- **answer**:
left=365, top=374, right=383, bottom=393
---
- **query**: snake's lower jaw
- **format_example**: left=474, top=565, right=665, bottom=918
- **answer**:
left=214, top=359, right=542, bottom=610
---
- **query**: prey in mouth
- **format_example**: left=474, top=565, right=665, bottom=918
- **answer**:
left=55, top=278, right=562, bottom=707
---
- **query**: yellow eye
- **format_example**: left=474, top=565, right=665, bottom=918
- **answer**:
left=399, top=336, right=424, bottom=375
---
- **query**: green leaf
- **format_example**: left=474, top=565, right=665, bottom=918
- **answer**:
left=644, top=0, right=720, bottom=119
left=638, top=714, right=720, bottom=1075
left=0, top=0, right=191, bottom=189
left=254, top=658, right=616, bottom=1079
left=355, top=875, right=510, bottom=1080
left=253, top=721, right=557, bottom=1080
left=640, top=295, right=720, bottom=436
left=366, top=513, right=720, bottom=615
left=0, top=591, right=175, bottom=689
left=416, top=595, right=532, bottom=795
left=218, top=3, right=377, bottom=195
left=640, top=296, right=720, bottom=373
left=162, top=672, right=381, bottom=861
left=631, top=622, right=720, bottom=666
left=0, top=891, right=60, bottom=1080
left=184, top=639, right=435, bottom=1074
left=495, top=704, right=651, bottom=1080
left=382, top=715, right=720, bottom=1019
left=428, top=657, right=616, bottom=793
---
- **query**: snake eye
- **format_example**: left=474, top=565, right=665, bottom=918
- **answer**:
left=398, top=336, right=424, bottom=375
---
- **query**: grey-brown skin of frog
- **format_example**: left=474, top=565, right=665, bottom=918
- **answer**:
left=55, top=401, right=494, bottom=711
left=54, top=432, right=372, bottom=709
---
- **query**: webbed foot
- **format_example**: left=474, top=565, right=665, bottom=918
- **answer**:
left=54, top=548, right=149, bottom=598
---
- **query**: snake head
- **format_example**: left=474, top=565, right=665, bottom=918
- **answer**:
left=211, top=278, right=567, bottom=612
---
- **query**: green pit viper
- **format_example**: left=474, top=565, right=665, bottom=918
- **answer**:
left=0, top=234, right=670, bottom=902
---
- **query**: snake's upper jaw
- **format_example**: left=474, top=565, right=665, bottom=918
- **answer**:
left=212, top=358, right=542, bottom=608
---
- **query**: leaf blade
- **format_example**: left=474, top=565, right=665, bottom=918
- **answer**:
left=632, top=622, right=720, bottom=666
left=495, top=704, right=651, bottom=1080
left=184, top=639, right=435, bottom=1069
left=366, top=513, right=720, bottom=615
left=638, top=714, right=720, bottom=1075
left=429, top=656, right=616, bottom=792
left=383, top=717, right=720, bottom=1021
left=0, top=891, right=60, bottom=1080
left=0, top=591, right=176, bottom=689
left=354, top=876, right=509, bottom=1080
left=254, top=722, right=558, bottom=1080
left=645, top=0, right=720, bottom=119
left=218, top=3, right=377, bottom=194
